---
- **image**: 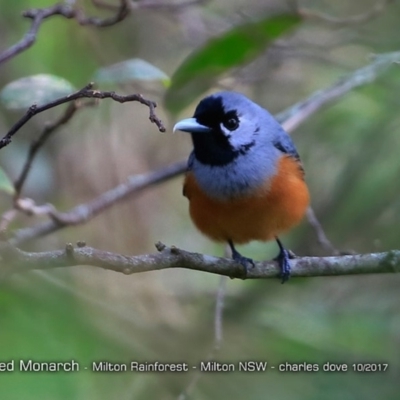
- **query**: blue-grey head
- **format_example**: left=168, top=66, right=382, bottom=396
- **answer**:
left=173, top=91, right=288, bottom=167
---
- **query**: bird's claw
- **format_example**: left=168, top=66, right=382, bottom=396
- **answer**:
left=232, top=253, right=255, bottom=278
left=274, top=248, right=291, bottom=283
left=228, top=240, right=255, bottom=278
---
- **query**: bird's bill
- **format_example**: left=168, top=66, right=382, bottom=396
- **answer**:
left=173, top=118, right=211, bottom=133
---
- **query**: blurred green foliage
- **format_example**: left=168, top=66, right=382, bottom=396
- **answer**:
left=0, top=1, right=400, bottom=399
left=0, top=166, right=15, bottom=194
left=164, top=13, right=301, bottom=113
left=93, top=58, right=170, bottom=86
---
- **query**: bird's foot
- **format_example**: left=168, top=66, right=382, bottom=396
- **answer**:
left=228, top=240, right=254, bottom=278
left=274, top=248, right=291, bottom=283
left=274, top=238, right=291, bottom=284
left=232, top=252, right=255, bottom=278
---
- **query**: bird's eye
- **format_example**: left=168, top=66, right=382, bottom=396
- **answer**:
left=222, top=116, right=239, bottom=131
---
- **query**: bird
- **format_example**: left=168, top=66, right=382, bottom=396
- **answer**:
left=173, top=91, right=310, bottom=282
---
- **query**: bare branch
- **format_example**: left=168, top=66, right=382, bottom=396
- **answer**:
left=1, top=241, right=399, bottom=278
left=131, top=0, right=209, bottom=10
left=14, top=100, right=96, bottom=198
left=277, top=51, right=400, bottom=132
left=297, top=0, right=394, bottom=26
left=0, top=0, right=208, bottom=65
left=64, top=0, right=129, bottom=26
left=214, top=275, right=227, bottom=349
left=92, top=0, right=120, bottom=11
left=10, top=161, right=186, bottom=246
left=177, top=274, right=227, bottom=400
left=14, top=198, right=58, bottom=217
left=306, top=207, right=339, bottom=255
left=0, top=210, right=18, bottom=232
left=0, top=1, right=129, bottom=65
left=0, top=82, right=165, bottom=150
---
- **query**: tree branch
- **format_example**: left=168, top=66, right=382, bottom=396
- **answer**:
left=0, top=1, right=130, bottom=65
left=131, top=0, right=210, bottom=10
left=1, top=241, right=399, bottom=278
left=10, top=161, right=186, bottom=246
left=0, top=0, right=210, bottom=65
left=296, top=0, right=394, bottom=26
left=92, top=0, right=120, bottom=11
left=0, top=82, right=165, bottom=150
left=13, top=100, right=96, bottom=198
left=277, top=50, right=400, bottom=132
left=306, top=207, right=339, bottom=255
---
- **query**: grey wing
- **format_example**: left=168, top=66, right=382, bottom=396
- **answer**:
left=187, top=151, right=195, bottom=171
left=272, top=131, right=304, bottom=173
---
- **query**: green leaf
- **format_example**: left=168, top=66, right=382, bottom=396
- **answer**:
left=164, top=13, right=302, bottom=114
left=93, top=58, right=170, bottom=86
left=0, top=167, right=15, bottom=195
left=0, top=74, right=76, bottom=110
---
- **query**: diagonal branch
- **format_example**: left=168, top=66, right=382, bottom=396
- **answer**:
left=10, top=161, right=186, bottom=246
left=1, top=241, right=399, bottom=278
left=13, top=100, right=96, bottom=198
left=306, top=207, right=339, bottom=255
left=277, top=51, right=400, bottom=132
left=296, top=0, right=394, bottom=26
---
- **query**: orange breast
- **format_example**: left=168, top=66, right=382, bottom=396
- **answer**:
left=183, top=156, right=310, bottom=244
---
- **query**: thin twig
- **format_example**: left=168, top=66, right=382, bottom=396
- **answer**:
left=306, top=207, right=339, bottom=255
left=62, top=0, right=129, bottom=26
left=91, top=0, right=120, bottom=11
left=214, top=275, right=228, bottom=349
left=0, top=210, right=18, bottom=232
left=0, top=82, right=165, bottom=150
left=13, top=198, right=58, bottom=217
left=13, top=100, right=96, bottom=198
left=177, top=275, right=227, bottom=400
left=10, top=161, right=186, bottom=246
left=277, top=51, right=400, bottom=132
left=0, top=1, right=129, bottom=65
left=0, top=0, right=208, bottom=66
left=297, top=0, right=394, bottom=26
left=131, top=0, right=209, bottom=10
